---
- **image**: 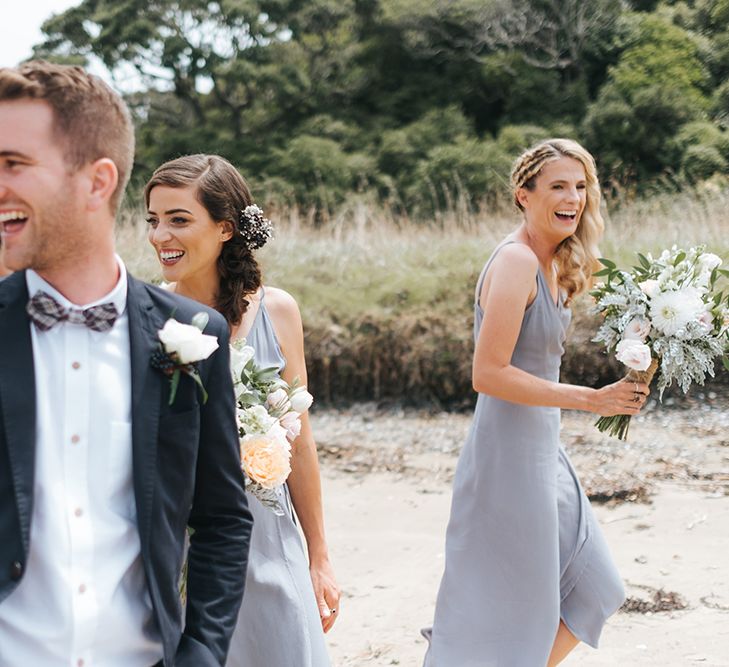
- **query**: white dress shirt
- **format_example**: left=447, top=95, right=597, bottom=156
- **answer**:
left=0, top=259, right=163, bottom=667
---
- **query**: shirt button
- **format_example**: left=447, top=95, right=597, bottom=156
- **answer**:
left=71, top=435, right=80, bottom=444
left=74, top=508, right=83, bottom=517
left=72, top=361, right=81, bottom=370
left=9, top=561, right=23, bottom=581
left=78, top=583, right=86, bottom=594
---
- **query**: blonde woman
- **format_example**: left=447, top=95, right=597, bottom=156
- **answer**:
left=423, top=139, right=648, bottom=666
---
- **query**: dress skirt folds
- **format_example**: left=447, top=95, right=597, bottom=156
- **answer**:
left=226, top=289, right=330, bottom=667
left=423, top=243, right=625, bottom=666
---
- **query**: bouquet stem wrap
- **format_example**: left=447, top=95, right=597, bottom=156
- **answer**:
left=595, top=358, right=659, bottom=440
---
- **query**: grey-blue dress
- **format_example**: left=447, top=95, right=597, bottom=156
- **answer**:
left=423, top=243, right=625, bottom=667
left=226, top=289, right=330, bottom=667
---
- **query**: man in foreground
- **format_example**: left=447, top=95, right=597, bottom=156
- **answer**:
left=0, top=61, right=252, bottom=666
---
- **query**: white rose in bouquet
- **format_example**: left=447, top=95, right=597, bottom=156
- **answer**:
left=280, top=411, right=302, bottom=441
left=638, top=279, right=660, bottom=298
left=615, top=339, right=652, bottom=371
left=238, top=405, right=277, bottom=434
left=158, top=318, right=219, bottom=363
left=699, top=253, right=722, bottom=272
left=266, top=387, right=291, bottom=413
left=230, top=341, right=255, bottom=381
left=623, top=317, right=651, bottom=341
left=696, top=310, right=715, bottom=332
left=290, top=387, right=314, bottom=413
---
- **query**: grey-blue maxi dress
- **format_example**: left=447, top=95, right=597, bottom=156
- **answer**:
left=423, top=243, right=625, bottom=667
left=226, top=289, right=330, bottom=667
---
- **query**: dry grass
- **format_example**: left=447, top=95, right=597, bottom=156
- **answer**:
left=116, top=188, right=729, bottom=405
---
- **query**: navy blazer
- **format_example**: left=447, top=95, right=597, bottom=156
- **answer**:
left=0, top=271, right=253, bottom=666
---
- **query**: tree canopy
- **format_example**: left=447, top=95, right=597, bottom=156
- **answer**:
left=33, top=0, right=729, bottom=212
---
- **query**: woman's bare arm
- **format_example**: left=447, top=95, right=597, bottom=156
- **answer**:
left=472, top=245, right=647, bottom=416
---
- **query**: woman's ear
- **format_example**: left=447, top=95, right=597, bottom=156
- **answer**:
left=220, top=220, right=235, bottom=242
left=515, top=187, right=529, bottom=210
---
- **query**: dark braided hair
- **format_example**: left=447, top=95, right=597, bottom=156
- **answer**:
left=144, top=154, right=268, bottom=327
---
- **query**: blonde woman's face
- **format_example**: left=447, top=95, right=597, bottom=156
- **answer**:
left=517, top=156, right=587, bottom=242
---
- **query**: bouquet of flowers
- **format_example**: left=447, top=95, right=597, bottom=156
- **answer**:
left=230, top=339, right=314, bottom=514
left=591, top=245, right=729, bottom=439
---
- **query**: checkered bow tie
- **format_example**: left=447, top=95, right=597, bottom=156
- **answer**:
left=26, top=290, right=119, bottom=333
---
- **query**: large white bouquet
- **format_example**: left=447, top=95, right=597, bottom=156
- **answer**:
left=230, top=339, right=313, bottom=514
left=591, top=245, right=729, bottom=439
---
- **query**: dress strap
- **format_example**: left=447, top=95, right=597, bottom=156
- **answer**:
left=474, top=240, right=517, bottom=306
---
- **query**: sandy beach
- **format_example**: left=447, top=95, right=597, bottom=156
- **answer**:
left=314, top=398, right=729, bottom=666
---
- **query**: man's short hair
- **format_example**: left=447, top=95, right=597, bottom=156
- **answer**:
left=0, top=61, right=135, bottom=213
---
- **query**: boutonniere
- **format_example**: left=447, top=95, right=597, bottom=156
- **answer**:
left=151, top=312, right=219, bottom=405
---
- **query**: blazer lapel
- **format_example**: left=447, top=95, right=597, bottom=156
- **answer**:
left=0, top=273, right=36, bottom=552
left=126, top=275, right=164, bottom=551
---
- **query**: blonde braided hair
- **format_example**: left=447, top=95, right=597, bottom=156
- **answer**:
left=510, top=139, right=604, bottom=305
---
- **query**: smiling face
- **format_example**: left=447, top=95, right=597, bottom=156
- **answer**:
left=516, top=156, right=587, bottom=244
left=0, top=99, right=89, bottom=273
left=147, top=184, right=233, bottom=284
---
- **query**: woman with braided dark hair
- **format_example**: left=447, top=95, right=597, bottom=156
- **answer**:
left=423, top=139, right=648, bottom=666
left=145, top=154, right=338, bottom=667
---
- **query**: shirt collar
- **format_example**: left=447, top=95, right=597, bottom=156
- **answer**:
left=26, top=255, right=128, bottom=316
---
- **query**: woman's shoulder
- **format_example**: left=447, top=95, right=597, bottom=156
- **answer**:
left=488, top=241, right=539, bottom=278
left=262, top=286, right=301, bottom=322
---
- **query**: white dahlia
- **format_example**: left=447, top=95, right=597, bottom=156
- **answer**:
left=649, top=288, right=704, bottom=337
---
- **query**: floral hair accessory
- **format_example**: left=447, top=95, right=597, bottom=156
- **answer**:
left=239, top=204, right=274, bottom=250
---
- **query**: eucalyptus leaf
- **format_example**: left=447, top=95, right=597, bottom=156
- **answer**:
left=191, top=311, right=209, bottom=332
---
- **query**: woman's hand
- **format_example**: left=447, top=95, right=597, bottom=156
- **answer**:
left=310, top=557, right=340, bottom=633
left=590, top=380, right=650, bottom=416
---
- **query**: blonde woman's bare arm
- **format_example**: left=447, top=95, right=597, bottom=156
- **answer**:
left=472, top=245, right=647, bottom=415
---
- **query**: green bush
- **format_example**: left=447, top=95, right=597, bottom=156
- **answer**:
left=376, top=106, right=476, bottom=204
left=681, top=144, right=728, bottom=183
left=496, top=125, right=553, bottom=155
left=584, top=84, right=695, bottom=182
left=675, top=120, right=729, bottom=160
left=582, top=13, right=711, bottom=183
left=272, top=135, right=377, bottom=208
left=408, top=138, right=512, bottom=212
left=711, top=80, right=729, bottom=122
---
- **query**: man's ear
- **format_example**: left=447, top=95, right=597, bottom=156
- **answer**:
left=85, top=158, right=119, bottom=213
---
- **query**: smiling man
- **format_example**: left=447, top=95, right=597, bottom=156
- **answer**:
left=0, top=238, right=10, bottom=277
left=0, top=61, right=253, bottom=666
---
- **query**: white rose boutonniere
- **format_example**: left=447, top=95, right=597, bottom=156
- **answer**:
left=151, top=312, right=219, bottom=405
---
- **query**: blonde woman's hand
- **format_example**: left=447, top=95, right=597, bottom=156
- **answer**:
left=591, top=380, right=650, bottom=417
left=310, top=557, right=340, bottom=633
